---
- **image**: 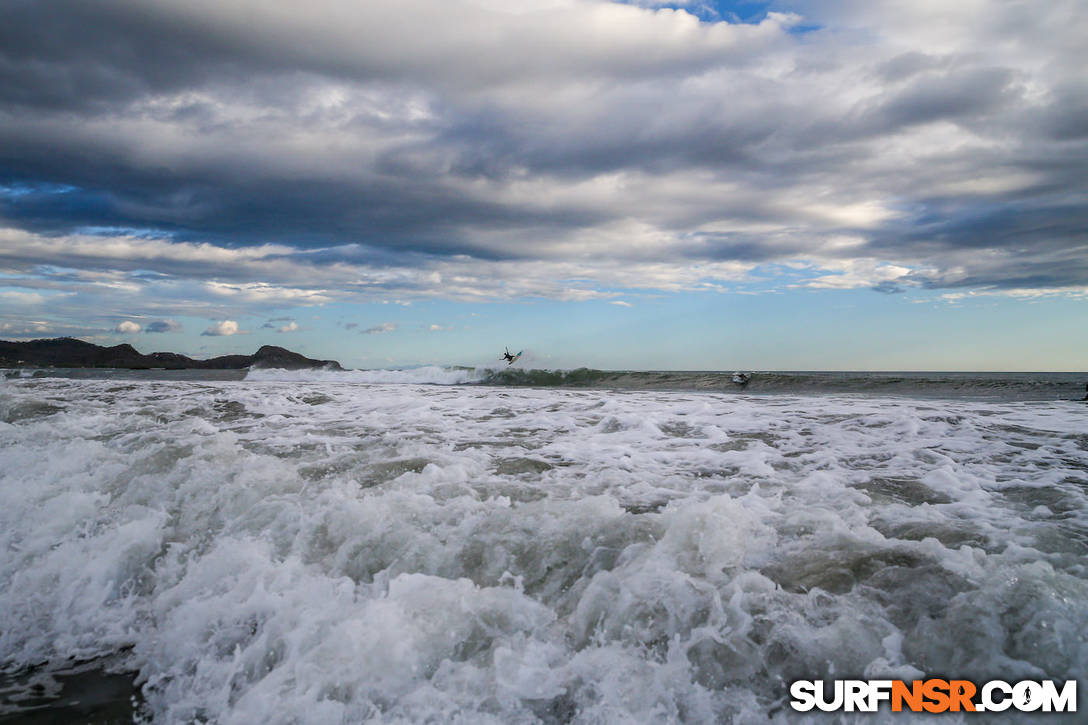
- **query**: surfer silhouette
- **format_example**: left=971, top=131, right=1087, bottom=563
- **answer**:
left=501, top=347, right=517, bottom=364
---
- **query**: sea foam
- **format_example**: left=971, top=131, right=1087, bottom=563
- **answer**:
left=1, top=377, right=1086, bottom=722
left=245, top=365, right=485, bottom=385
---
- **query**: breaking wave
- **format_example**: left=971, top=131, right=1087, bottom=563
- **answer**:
left=242, top=366, right=1087, bottom=401
left=245, top=365, right=485, bottom=385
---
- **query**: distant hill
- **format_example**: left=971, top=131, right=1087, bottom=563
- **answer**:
left=0, top=337, right=343, bottom=370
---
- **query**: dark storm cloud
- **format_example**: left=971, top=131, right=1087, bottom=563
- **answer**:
left=864, top=67, right=1018, bottom=131
left=145, top=319, right=182, bottom=333
left=0, top=0, right=762, bottom=112
left=0, top=104, right=605, bottom=258
left=0, top=0, right=1086, bottom=300
left=875, top=52, right=950, bottom=83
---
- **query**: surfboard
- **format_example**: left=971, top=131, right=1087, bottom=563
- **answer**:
left=508, top=350, right=523, bottom=365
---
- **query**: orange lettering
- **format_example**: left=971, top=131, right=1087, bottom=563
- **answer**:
left=923, top=679, right=951, bottom=713
left=892, top=680, right=924, bottom=712
left=949, top=680, right=976, bottom=712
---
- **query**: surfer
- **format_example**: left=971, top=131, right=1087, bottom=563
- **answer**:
left=501, top=347, right=517, bottom=364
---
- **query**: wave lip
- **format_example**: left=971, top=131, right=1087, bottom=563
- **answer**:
left=478, top=368, right=1088, bottom=400
left=245, top=365, right=485, bottom=385
left=238, top=366, right=1087, bottom=399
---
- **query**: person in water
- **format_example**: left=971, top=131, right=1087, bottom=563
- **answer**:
left=501, top=348, right=516, bottom=363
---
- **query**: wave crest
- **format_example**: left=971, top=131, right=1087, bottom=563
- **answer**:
left=242, top=366, right=1085, bottom=399
left=245, top=365, right=485, bottom=385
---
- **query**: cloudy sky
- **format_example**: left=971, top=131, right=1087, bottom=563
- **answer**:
left=1, top=0, right=1086, bottom=370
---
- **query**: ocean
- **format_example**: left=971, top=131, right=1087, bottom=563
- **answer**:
left=1, top=368, right=1086, bottom=723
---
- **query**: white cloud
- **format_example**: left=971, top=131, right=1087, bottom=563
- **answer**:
left=609, top=300, right=632, bottom=307
left=116, top=320, right=141, bottom=333
left=0, top=321, right=53, bottom=336
left=362, top=322, right=397, bottom=334
left=0, top=289, right=49, bottom=306
left=0, top=227, right=293, bottom=267
left=139, top=0, right=782, bottom=91
left=202, top=320, right=241, bottom=336
left=277, top=321, right=299, bottom=333
left=787, top=257, right=927, bottom=292
left=204, top=281, right=332, bottom=305
left=2, top=226, right=1084, bottom=333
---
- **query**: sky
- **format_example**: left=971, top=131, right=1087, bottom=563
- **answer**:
left=0, top=0, right=1086, bottom=371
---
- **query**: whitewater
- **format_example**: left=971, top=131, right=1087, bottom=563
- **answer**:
left=1, top=368, right=1086, bottom=723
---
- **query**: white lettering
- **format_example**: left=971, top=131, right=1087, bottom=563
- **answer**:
left=816, top=680, right=844, bottom=712
left=789, top=681, right=817, bottom=712
left=868, top=680, right=892, bottom=711
left=1040, top=680, right=1077, bottom=712
left=982, top=681, right=1012, bottom=712
left=1013, top=681, right=1043, bottom=712
left=844, top=681, right=868, bottom=712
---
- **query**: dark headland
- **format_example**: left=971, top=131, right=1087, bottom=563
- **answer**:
left=0, top=337, right=342, bottom=370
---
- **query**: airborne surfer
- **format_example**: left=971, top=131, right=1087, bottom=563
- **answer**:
left=501, top=347, right=521, bottom=365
